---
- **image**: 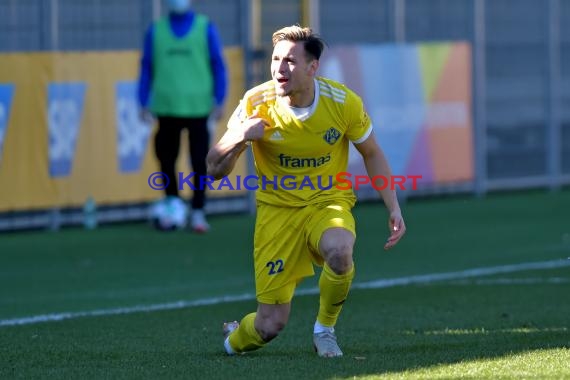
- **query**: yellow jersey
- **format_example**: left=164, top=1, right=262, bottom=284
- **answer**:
left=228, top=77, right=372, bottom=207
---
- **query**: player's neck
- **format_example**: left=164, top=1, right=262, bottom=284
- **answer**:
left=282, top=80, right=315, bottom=108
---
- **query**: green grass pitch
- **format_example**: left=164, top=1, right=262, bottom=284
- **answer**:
left=1, top=190, right=569, bottom=379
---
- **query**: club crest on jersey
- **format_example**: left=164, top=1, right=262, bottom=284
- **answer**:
left=323, top=127, right=341, bottom=145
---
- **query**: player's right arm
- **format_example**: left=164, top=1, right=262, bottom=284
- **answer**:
left=206, top=104, right=268, bottom=180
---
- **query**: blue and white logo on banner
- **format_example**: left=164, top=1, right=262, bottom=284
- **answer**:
left=0, top=84, right=15, bottom=167
left=48, top=82, right=86, bottom=177
left=116, top=81, right=151, bottom=173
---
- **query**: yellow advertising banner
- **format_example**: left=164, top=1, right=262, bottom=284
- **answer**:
left=0, top=48, right=247, bottom=212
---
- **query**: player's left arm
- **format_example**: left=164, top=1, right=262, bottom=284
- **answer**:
left=353, top=133, right=406, bottom=250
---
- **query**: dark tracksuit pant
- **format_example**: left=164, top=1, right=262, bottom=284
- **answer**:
left=154, top=116, right=209, bottom=210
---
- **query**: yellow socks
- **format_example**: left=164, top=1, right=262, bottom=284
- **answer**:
left=225, top=264, right=354, bottom=354
left=226, top=313, right=266, bottom=354
left=316, top=263, right=355, bottom=328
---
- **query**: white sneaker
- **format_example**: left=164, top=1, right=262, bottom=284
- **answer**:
left=313, top=331, right=343, bottom=357
left=223, top=321, right=239, bottom=339
left=191, top=210, right=210, bottom=233
left=223, top=321, right=240, bottom=355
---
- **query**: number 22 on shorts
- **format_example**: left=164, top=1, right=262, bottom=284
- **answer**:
left=266, top=259, right=284, bottom=275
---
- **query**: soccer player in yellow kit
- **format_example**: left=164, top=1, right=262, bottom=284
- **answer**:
left=206, top=25, right=406, bottom=357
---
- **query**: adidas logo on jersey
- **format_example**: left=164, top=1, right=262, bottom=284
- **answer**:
left=269, top=131, right=284, bottom=141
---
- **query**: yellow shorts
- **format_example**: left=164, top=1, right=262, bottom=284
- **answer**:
left=253, top=199, right=356, bottom=304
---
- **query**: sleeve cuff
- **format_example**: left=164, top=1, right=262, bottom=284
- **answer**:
left=351, top=125, right=374, bottom=144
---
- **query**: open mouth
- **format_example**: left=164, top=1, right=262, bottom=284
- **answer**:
left=276, top=78, right=288, bottom=84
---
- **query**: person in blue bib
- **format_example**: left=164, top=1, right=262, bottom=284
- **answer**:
left=138, top=0, right=227, bottom=233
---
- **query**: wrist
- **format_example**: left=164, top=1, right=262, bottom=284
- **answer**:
left=234, top=140, right=249, bottom=154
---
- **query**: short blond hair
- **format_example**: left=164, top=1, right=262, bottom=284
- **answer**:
left=272, top=25, right=325, bottom=61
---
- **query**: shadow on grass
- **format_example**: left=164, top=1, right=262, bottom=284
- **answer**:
left=192, top=325, right=569, bottom=380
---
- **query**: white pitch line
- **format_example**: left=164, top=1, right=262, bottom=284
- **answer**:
left=449, top=277, right=570, bottom=285
left=349, top=258, right=570, bottom=290
left=1, top=259, right=569, bottom=328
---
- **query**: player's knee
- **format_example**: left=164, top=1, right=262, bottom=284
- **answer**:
left=257, top=319, right=286, bottom=341
left=323, top=246, right=353, bottom=274
left=320, top=228, right=355, bottom=274
left=255, top=306, right=289, bottom=342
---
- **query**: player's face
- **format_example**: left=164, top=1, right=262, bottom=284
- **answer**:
left=271, top=40, right=317, bottom=102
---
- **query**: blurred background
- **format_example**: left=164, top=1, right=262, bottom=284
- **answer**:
left=0, top=0, right=568, bottom=231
